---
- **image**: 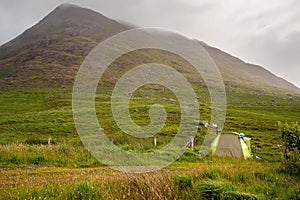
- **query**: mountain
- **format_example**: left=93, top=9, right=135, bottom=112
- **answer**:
left=0, top=3, right=131, bottom=59
left=0, top=3, right=299, bottom=93
left=202, top=44, right=300, bottom=93
left=0, top=3, right=131, bottom=88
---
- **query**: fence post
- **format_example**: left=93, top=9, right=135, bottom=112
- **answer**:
left=190, top=136, right=194, bottom=150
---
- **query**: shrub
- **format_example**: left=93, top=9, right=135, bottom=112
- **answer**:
left=277, top=121, right=300, bottom=151
left=277, top=121, right=300, bottom=174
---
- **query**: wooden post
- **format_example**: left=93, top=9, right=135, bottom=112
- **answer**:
left=190, top=136, right=194, bottom=150
left=154, top=136, right=157, bottom=146
left=48, top=137, right=52, bottom=146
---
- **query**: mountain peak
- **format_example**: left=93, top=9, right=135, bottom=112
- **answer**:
left=57, top=3, right=79, bottom=9
left=0, top=3, right=299, bottom=93
left=0, top=3, right=131, bottom=62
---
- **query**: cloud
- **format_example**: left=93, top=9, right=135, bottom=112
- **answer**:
left=239, top=31, right=300, bottom=87
left=222, top=0, right=300, bottom=87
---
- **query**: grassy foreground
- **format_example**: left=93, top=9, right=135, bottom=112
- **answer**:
left=0, top=157, right=299, bottom=199
left=0, top=87, right=299, bottom=199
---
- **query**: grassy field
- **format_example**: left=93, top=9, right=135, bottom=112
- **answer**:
left=0, top=86, right=299, bottom=199
left=0, top=158, right=299, bottom=199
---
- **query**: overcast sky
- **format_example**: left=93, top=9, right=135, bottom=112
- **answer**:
left=1, top=0, right=299, bottom=87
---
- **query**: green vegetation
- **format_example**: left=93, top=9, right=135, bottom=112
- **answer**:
left=0, top=65, right=16, bottom=79
left=0, top=158, right=299, bottom=199
left=1, top=87, right=299, bottom=159
left=277, top=121, right=300, bottom=175
left=0, top=86, right=299, bottom=199
left=0, top=143, right=101, bottom=168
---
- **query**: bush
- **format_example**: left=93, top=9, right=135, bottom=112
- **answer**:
left=277, top=121, right=300, bottom=174
left=277, top=121, right=300, bottom=151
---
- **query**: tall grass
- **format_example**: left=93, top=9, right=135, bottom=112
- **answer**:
left=1, top=164, right=299, bottom=199
left=0, top=142, right=102, bottom=167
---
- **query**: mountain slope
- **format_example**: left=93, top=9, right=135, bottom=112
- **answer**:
left=202, top=44, right=300, bottom=93
left=0, top=3, right=299, bottom=93
left=0, top=3, right=131, bottom=59
left=0, top=3, right=131, bottom=87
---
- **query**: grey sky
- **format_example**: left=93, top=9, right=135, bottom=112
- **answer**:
left=1, top=0, right=299, bottom=87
